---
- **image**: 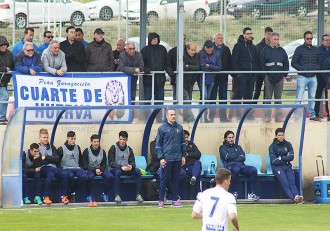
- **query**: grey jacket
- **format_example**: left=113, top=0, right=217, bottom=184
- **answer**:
left=41, top=48, right=67, bottom=75
left=117, top=51, right=144, bottom=75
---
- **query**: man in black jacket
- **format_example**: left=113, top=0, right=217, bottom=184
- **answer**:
left=0, top=36, right=14, bottom=124
left=231, top=27, right=258, bottom=104
left=292, top=31, right=321, bottom=121
left=60, top=26, right=86, bottom=72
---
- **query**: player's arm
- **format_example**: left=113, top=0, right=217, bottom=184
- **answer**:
left=191, top=211, right=202, bottom=219
left=229, top=213, right=239, bottom=231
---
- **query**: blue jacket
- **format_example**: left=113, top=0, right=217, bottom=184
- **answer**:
left=156, top=121, right=186, bottom=162
left=269, top=138, right=294, bottom=167
left=38, top=42, right=49, bottom=55
left=198, top=48, right=221, bottom=85
left=321, top=57, right=330, bottom=87
left=12, top=39, right=39, bottom=60
left=317, top=45, right=330, bottom=66
left=219, top=141, right=246, bottom=168
left=14, top=51, right=42, bottom=74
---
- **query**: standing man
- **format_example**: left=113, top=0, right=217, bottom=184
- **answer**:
left=113, top=38, right=125, bottom=71
left=292, top=31, right=321, bottom=121
left=117, top=41, right=144, bottom=104
left=219, top=130, right=259, bottom=200
left=0, top=36, right=14, bottom=124
left=259, top=32, right=289, bottom=121
left=156, top=108, right=186, bottom=208
left=315, top=34, right=330, bottom=119
left=231, top=27, right=258, bottom=104
left=38, top=31, right=54, bottom=55
left=14, top=42, right=42, bottom=75
left=83, top=134, right=114, bottom=206
left=192, top=168, right=239, bottom=231
left=12, top=27, right=39, bottom=60
left=85, top=28, right=114, bottom=72
left=41, top=40, right=67, bottom=76
left=108, top=131, right=143, bottom=203
left=58, top=131, right=88, bottom=203
left=210, top=32, right=231, bottom=122
left=75, top=28, right=89, bottom=47
left=253, top=27, right=273, bottom=102
left=38, top=128, right=69, bottom=205
left=60, top=26, right=86, bottom=72
left=269, top=128, right=304, bottom=203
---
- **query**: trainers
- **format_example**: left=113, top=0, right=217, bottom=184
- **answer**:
left=114, top=195, right=121, bottom=203
left=190, top=176, right=196, bottom=185
left=171, top=200, right=183, bottom=208
left=136, top=194, right=143, bottom=203
left=158, top=201, right=164, bottom=208
left=61, top=196, right=69, bottom=204
left=87, top=195, right=92, bottom=203
left=248, top=193, right=260, bottom=201
left=102, top=193, right=108, bottom=202
left=34, top=196, right=42, bottom=205
left=43, top=196, right=52, bottom=205
left=294, top=195, right=304, bottom=204
left=310, top=117, right=322, bottom=122
left=88, top=201, right=97, bottom=207
left=233, top=192, right=238, bottom=200
left=23, top=197, right=31, bottom=204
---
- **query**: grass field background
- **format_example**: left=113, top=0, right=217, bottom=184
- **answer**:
left=0, top=204, right=329, bottom=230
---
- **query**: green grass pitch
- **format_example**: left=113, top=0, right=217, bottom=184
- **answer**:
left=0, top=204, right=329, bottom=230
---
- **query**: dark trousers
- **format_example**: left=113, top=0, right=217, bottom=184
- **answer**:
left=40, top=166, right=69, bottom=197
left=159, top=161, right=181, bottom=201
left=131, top=76, right=138, bottom=104
left=228, top=165, right=257, bottom=194
left=233, top=74, right=257, bottom=103
left=86, top=169, right=114, bottom=196
left=272, top=165, right=298, bottom=200
left=183, top=160, right=202, bottom=196
left=22, top=172, right=41, bottom=198
left=253, top=75, right=265, bottom=101
left=144, top=84, right=165, bottom=104
left=314, top=75, right=329, bottom=117
left=209, top=77, right=228, bottom=120
left=63, top=168, right=88, bottom=194
left=111, top=168, right=142, bottom=195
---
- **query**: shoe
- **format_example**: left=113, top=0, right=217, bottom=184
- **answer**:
left=102, top=193, right=109, bottom=202
left=43, top=196, right=52, bottom=205
left=61, top=195, right=69, bottom=204
left=310, top=117, right=322, bottom=122
left=87, top=195, right=92, bottom=203
left=114, top=195, right=121, bottom=203
left=171, top=200, right=183, bottom=208
left=88, top=201, right=97, bottom=207
left=233, top=192, right=238, bottom=200
left=23, top=197, right=31, bottom=204
left=220, top=117, right=230, bottom=122
left=248, top=193, right=260, bottom=201
left=264, top=117, right=272, bottom=123
left=34, top=196, right=42, bottom=205
left=136, top=194, right=143, bottom=203
left=69, top=192, right=76, bottom=203
left=190, top=176, right=196, bottom=185
left=0, top=120, right=8, bottom=125
left=158, top=201, right=164, bottom=208
left=294, top=195, right=304, bottom=204
left=275, top=117, right=284, bottom=122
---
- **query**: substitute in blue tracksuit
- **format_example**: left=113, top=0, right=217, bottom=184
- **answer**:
left=219, top=130, right=259, bottom=200
left=156, top=108, right=186, bottom=208
left=269, top=128, right=303, bottom=203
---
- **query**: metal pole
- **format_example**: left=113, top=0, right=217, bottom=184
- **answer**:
left=176, top=0, right=184, bottom=105
left=118, top=0, right=121, bottom=39
left=317, top=0, right=325, bottom=46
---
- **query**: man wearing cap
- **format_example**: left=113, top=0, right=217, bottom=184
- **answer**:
left=85, top=28, right=114, bottom=72
left=0, top=35, right=14, bottom=124
left=60, top=26, right=86, bottom=72
left=39, top=31, right=54, bottom=55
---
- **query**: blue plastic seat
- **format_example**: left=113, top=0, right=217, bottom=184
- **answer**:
left=135, top=155, right=147, bottom=169
left=244, top=154, right=263, bottom=174
left=265, top=154, right=274, bottom=175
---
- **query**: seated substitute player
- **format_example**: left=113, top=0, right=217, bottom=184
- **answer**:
left=38, top=128, right=69, bottom=205
left=219, top=130, right=260, bottom=201
left=269, top=128, right=304, bottom=203
left=22, top=143, right=43, bottom=205
left=181, top=130, right=202, bottom=198
left=82, top=134, right=114, bottom=206
left=108, top=131, right=143, bottom=203
left=58, top=131, right=88, bottom=203
left=192, top=168, right=239, bottom=231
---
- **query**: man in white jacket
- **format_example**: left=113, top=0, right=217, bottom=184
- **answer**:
left=42, top=40, right=67, bottom=76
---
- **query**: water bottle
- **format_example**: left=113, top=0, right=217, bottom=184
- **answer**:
left=207, top=165, right=211, bottom=174
left=211, top=161, right=215, bottom=174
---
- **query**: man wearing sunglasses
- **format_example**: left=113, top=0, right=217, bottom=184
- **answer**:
left=14, top=42, right=42, bottom=76
left=292, top=31, right=321, bottom=121
left=39, top=31, right=54, bottom=55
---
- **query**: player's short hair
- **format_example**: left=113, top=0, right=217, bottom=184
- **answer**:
left=275, top=128, right=284, bottom=136
left=39, top=128, right=49, bottom=136
left=184, top=130, right=190, bottom=136
left=90, top=134, right=99, bottom=141
left=119, top=131, right=128, bottom=138
left=215, top=168, right=231, bottom=184
left=66, top=26, right=75, bottom=33
left=67, top=131, right=76, bottom=138
left=30, top=143, right=39, bottom=150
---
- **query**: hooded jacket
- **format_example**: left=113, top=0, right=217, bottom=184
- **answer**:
left=0, top=36, right=14, bottom=86
left=219, top=141, right=246, bottom=168
left=140, top=32, right=169, bottom=86
left=231, top=35, right=258, bottom=75
left=269, top=138, right=294, bottom=167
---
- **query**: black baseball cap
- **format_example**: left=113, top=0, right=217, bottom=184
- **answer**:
left=204, top=40, right=213, bottom=48
left=94, top=28, right=104, bottom=34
